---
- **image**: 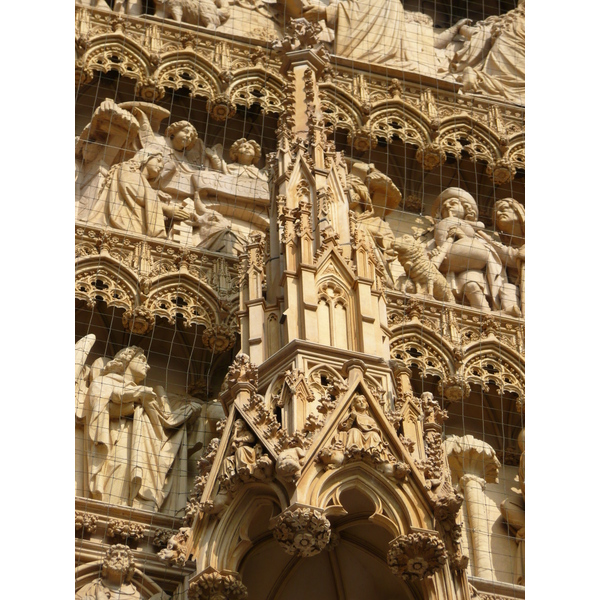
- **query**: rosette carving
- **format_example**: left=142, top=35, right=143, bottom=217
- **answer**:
left=271, top=506, right=331, bottom=558
left=387, top=532, right=447, bottom=581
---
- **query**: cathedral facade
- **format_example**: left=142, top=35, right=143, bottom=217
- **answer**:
left=75, top=2, right=525, bottom=598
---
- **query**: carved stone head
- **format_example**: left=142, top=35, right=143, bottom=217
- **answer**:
left=101, top=544, right=136, bottom=584
left=102, top=346, right=146, bottom=377
left=432, top=188, right=478, bottom=222
left=493, top=198, right=524, bottom=238
left=165, top=120, right=199, bottom=152
left=229, top=138, right=261, bottom=166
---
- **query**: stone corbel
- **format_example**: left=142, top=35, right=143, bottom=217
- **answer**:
left=188, top=567, right=248, bottom=600
left=436, top=374, right=471, bottom=404
left=387, top=531, right=448, bottom=581
left=207, top=94, right=237, bottom=122
left=270, top=504, right=332, bottom=558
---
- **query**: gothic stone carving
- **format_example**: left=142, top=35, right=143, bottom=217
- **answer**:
left=188, top=568, right=248, bottom=600
left=271, top=506, right=332, bottom=558
left=75, top=544, right=167, bottom=600
left=107, top=519, right=147, bottom=542
left=75, top=511, right=98, bottom=535
left=387, top=532, right=448, bottom=581
left=393, top=234, right=455, bottom=303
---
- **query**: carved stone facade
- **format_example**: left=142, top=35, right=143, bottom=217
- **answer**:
left=76, top=2, right=525, bottom=599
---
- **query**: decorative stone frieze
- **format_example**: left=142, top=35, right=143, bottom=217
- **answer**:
left=75, top=511, right=98, bottom=535
left=387, top=532, right=448, bottom=581
left=107, top=519, right=147, bottom=542
left=271, top=506, right=331, bottom=558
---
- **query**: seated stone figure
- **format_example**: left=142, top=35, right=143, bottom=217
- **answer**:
left=449, top=0, right=525, bottom=105
left=338, top=395, right=386, bottom=461
left=223, top=419, right=273, bottom=483
left=429, top=187, right=504, bottom=311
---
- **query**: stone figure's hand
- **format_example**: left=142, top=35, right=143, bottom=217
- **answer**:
left=158, top=190, right=172, bottom=203
left=304, top=5, right=327, bottom=22
left=163, top=204, right=191, bottom=221
left=455, top=18, right=472, bottom=30
left=447, top=226, right=466, bottom=239
left=517, top=246, right=525, bottom=262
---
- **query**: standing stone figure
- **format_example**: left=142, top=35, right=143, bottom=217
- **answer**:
left=83, top=346, right=201, bottom=513
left=429, top=188, right=505, bottom=311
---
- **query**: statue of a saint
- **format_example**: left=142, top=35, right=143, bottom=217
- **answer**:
left=478, top=198, right=525, bottom=316
left=75, top=544, right=168, bottom=600
left=338, top=395, right=385, bottom=459
left=82, top=346, right=202, bottom=513
left=75, top=99, right=140, bottom=222
left=223, top=419, right=273, bottom=481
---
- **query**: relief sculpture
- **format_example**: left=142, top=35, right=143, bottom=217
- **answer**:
left=76, top=102, right=271, bottom=252
left=450, top=0, right=525, bottom=105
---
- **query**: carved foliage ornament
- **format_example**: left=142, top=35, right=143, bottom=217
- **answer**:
left=272, top=507, right=331, bottom=558
left=387, top=532, right=448, bottom=581
left=189, top=569, right=248, bottom=600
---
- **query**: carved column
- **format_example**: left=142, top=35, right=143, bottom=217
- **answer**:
left=444, top=435, right=501, bottom=580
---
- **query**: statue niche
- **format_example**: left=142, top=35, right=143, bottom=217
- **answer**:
left=76, top=343, right=202, bottom=515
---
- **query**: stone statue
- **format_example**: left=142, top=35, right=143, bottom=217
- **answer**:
left=76, top=99, right=140, bottom=222
left=449, top=0, right=525, bottom=105
left=346, top=160, right=401, bottom=285
left=223, top=419, right=273, bottom=482
left=133, top=109, right=207, bottom=201
left=82, top=346, right=202, bottom=513
left=478, top=198, right=525, bottom=316
left=87, top=148, right=190, bottom=238
left=153, top=0, right=231, bottom=29
left=302, top=1, right=470, bottom=75
left=429, top=187, right=505, bottom=312
left=203, top=138, right=268, bottom=181
left=75, top=544, right=169, bottom=600
left=338, top=395, right=385, bottom=459
left=392, top=234, right=455, bottom=303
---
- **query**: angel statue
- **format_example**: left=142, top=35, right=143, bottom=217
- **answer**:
left=75, top=99, right=140, bottom=221
left=74, top=337, right=203, bottom=514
